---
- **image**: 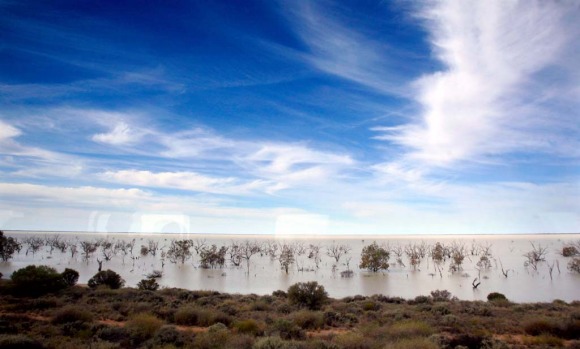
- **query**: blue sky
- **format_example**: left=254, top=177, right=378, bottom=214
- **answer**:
left=1, top=0, right=579, bottom=235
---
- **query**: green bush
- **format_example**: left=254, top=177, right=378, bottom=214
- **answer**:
left=87, top=270, right=124, bottom=289
left=270, top=319, right=305, bottom=340
left=430, top=290, right=452, bottom=302
left=151, top=325, right=184, bottom=347
left=10, top=265, right=66, bottom=295
left=0, top=334, right=45, bottom=349
left=51, top=305, right=93, bottom=324
left=333, top=332, right=373, bottom=349
left=174, top=306, right=200, bottom=325
left=61, top=268, right=79, bottom=287
left=388, top=320, right=434, bottom=339
left=125, top=313, right=164, bottom=343
left=173, top=306, right=230, bottom=327
left=287, top=282, right=328, bottom=310
left=137, top=278, right=159, bottom=291
left=487, top=292, right=507, bottom=302
left=253, top=337, right=299, bottom=349
left=291, top=310, right=324, bottom=330
left=233, top=319, right=264, bottom=336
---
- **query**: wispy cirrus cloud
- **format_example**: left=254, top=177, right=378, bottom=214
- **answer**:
left=375, top=0, right=580, bottom=167
left=281, top=1, right=414, bottom=96
left=100, top=169, right=275, bottom=196
left=92, top=122, right=143, bottom=145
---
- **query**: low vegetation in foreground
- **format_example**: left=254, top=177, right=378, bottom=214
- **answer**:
left=0, top=266, right=579, bottom=349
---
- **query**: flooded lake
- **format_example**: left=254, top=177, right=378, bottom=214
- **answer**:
left=1, top=231, right=579, bottom=303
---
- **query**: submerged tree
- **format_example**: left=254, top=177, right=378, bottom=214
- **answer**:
left=167, top=239, right=193, bottom=264
left=359, top=242, right=390, bottom=272
left=449, top=242, right=466, bottom=273
left=279, top=244, right=295, bottom=274
left=0, top=231, right=21, bottom=261
left=80, top=241, right=98, bottom=261
left=524, top=242, right=548, bottom=271
left=308, top=244, right=322, bottom=269
left=405, top=243, right=421, bottom=271
left=199, top=244, right=228, bottom=269
left=240, top=240, right=261, bottom=274
left=147, top=239, right=159, bottom=257
left=568, top=258, right=580, bottom=274
left=24, top=237, right=44, bottom=257
left=326, top=243, right=351, bottom=264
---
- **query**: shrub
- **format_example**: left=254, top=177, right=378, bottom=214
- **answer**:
left=125, top=313, right=164, bottom=343
left=569, top=258, right=580, bottom=273
left=174, top=306, right=200, bottom=325
left=233, top=319, right=264, bottom=336
left=0, top=334, right=45, bottom=349
left=253, top=337, right=299, bottom=349
left=137, top=278, right=159, bottom=291
left=287, top=281, right=328, bottom=310
left=270, top=319, right=305, bottom=340
left=174, top=306, right=230, bottom=327
left=524, top=318, right=558, bottom=336
left=412, top=295, right=432, bottom=304
left=152, top=325, right=184, bottom=347
left=51, top=305, right=93, bottom=324
left=194, top=324, right=229, bottom=349
left=563, top=246, right=579, bottom=257
left=333, top=332, right=373, bottom=349
left=388, top=320, right=434, bottom=339
left=96, top=326, right=128, bottom=343
left=61, top=268, right=79, bottom=287
left=487, top=292, right=507, bottom=302
left=227, top=334, right=255, bottom=349
left=291, top=310, right=324, bottom=330
left=430, top=289, right=452, bottom=302
left=10, top=265, right=66, bottom=295
left=87, top=270, right=124, bottom=289
left=272, top=290, right=287, bottom=298
left=384, top=338, right=438, bottom=349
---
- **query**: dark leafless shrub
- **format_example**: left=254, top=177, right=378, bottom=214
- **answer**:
left=147, top=239, right=159, bottom=256
left=24, top=236, right=44, bottom=257
left=80, top=240, right=98, bottom=261
left=326, top=242, right=351, bottom=265
left=405, top=244, right=421, bottom=271
left=524, top=242, right=548, bottom=271
left=193, top=238, right=207, bottom=255
left=240, top=240, right=261, bottom=273
left=568, top=258, right=580, bottom=273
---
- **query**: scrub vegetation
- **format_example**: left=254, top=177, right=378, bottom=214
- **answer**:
left=0, top=267, right=579, bottom=349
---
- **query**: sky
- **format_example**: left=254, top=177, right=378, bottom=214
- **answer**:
left=0, top=0, right=579, bottom=235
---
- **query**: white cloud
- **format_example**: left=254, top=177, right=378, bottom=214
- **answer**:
left=284, top=2, right=406, bottom=95
left=377, top=0, right=580, bottom=166
left=92, top=121, right=141, bottom=145
left=100, top=169, right=276, bottom=195
left=0, top=120, right=22, bottom=140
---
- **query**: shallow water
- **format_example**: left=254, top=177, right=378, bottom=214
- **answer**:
left=1, top=231, right=579, bottom=302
